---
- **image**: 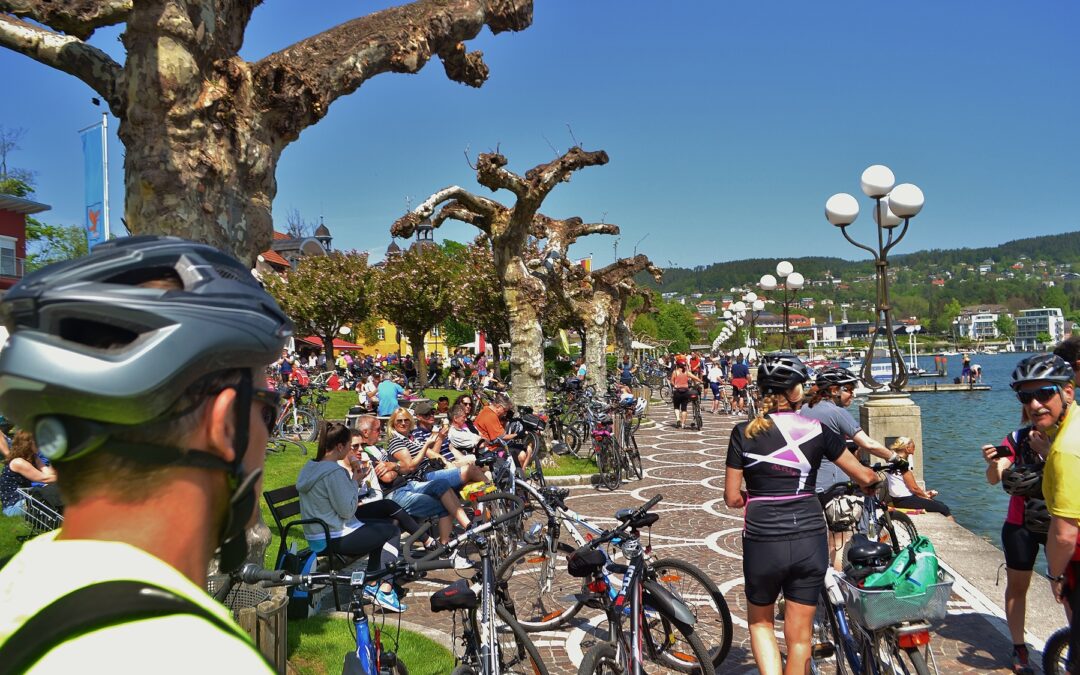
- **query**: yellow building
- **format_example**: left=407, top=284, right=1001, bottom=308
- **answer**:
left=359, top=318, right=450, bottom=359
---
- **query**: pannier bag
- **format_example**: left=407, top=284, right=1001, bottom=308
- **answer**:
left=824, top=495, right=863, bottom=532
left=863, top=535, right=940, bottom=599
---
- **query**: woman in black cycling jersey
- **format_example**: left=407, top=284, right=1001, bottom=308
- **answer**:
left=725, top=353, right=876, bottom=675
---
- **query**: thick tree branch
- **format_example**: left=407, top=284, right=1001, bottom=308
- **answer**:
left=526, top=146, right=609, bottom=200
left=594, top=254, right=661, bottom=288
left=254, top=0, right=532, bottom=144
left=0, top=0, right=131, bottom=40
left=0, top=14, right=123, bottom=112
left=476, top=152, right=528, bottom=198
left=537, top=215, right=619, bottom=260
left=432, top=203, right=491, bottom=233
left=391, top=185, right=501, bottom=238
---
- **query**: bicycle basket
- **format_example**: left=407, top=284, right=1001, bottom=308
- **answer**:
left=824, top=495, right=864, bottom=532
left=567, top=548, right=606, bottom=578
left=839, top=568, right=953, bottom=630
left=430, top=578, right=479, bottom=612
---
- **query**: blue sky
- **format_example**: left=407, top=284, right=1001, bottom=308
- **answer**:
left=2, top=1, right=1078, bottom=268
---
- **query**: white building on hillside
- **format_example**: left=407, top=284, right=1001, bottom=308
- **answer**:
left=1014, top=307, right=1065, bottom=350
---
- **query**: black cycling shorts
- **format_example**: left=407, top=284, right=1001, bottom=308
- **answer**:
left=743, top=535, right=828, bottom=606
left=672, top=387, right=690, bottom=411
left=1001, top=521, right=1047, bottom=572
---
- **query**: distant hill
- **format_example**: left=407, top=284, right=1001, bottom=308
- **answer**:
left=643, top=231, right=1080, bottom=295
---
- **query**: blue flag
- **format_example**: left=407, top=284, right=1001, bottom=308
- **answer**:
left=81, top=125, right=106, bottom=248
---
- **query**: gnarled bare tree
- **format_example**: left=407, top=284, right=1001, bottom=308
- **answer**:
left=614, top=283, right=658, bottom=356
left=559, top=254, right=662, bottom=388
left=391, top=147, right=615, bottom=408
left=0, top=0, right=533, bottom=262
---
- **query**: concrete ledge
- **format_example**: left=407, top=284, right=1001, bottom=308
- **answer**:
left=545, top=473, right=601, bottom=487
left=910, top=512, right=1061, bottom=649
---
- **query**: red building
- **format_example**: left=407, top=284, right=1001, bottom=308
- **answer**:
left=0, top=194, right=50, bottom=292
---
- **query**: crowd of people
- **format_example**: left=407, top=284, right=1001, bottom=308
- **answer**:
left=0, top=236, right=1077, bottom=675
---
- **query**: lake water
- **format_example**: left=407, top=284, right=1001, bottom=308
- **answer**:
left=855, top=351, right=1041, bottom=553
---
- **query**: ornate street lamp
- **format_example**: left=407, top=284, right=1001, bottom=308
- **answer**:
left=742, top=292, right=765, bottom=350
left=826, top=165, right=924, bottom=391
left=759, top=263, right=804, bottom=350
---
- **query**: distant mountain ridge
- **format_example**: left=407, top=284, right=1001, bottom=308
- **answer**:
left=644, top=231, right=1080, bottom=294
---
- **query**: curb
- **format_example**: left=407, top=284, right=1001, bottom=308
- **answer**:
left=544, top=473, right=601, bottom=487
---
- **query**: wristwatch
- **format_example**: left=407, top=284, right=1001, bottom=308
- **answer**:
left=1050, top=573, right=1066, bottom=583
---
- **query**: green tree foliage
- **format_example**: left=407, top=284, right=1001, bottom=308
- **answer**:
left=936, top=298, right=963, bottom=336
left=656, top=300, right=698, bottom=353
left=454, top=240, right=511, bottom=359
left=995, top=314, right=1016, bottom=338
left=1041, top=285, right=1070, bottom=314
left=372, top=244, right=465, bottom=382
left=25, top=221, right=88, bottom=272
left=262, top=251, right=374, bottom=361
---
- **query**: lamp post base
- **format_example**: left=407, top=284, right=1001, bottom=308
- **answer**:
left=859, top=392, right=924, bottom=485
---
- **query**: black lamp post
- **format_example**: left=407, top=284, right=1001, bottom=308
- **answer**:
left=826, top=165, right=924, bottom=391
left=760, top=262, right=804, bottom=351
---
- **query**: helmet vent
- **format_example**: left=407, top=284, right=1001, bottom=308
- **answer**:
left=59, top=317, right=139, bottom=349
left=214, top=266, right=245, bottom=282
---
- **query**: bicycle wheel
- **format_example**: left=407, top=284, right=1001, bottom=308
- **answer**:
left=280, top=408, right=319, bottom=441
left=693, top=401, right=703, bottom=430
left=527, top=432, right=547, bottom=487
left=651, top=559, right=733, bottom=671
left=468, top=604, right=550, bottom=675
left=579, top=642, right=621, bottom=674
left=596, top=439, right=621, bottom=491
left=495, top=541, right=584, bottom=631
left=878, top=510, right=918, bottom=554
left=810, top=594, right=851, bottom=675
left=661, top=383, right=673, bottom=404
left=1044, top=626, right=1071, bottom=675
left=899, top=646, right=932, bottom=675
left=642, top=608, right=714, bottom=674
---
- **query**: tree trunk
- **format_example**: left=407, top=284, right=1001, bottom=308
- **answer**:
left=499, top=253, right=545, bottom=410
left=119, top=20, right=276, bottom=265
left=492, top=342, right=503, bottom=380
left=322, top=336, right=336, bottom=364
left=615, top=318, right=633, bottom=357
left=584, top=303, right=610, bottom=389
left=407, top=330, right=428, bottom=386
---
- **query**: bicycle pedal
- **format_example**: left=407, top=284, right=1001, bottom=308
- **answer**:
left=811, top=642, right=835, bottom=659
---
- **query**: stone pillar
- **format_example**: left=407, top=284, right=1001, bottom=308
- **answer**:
left=859, top=392, right=924, bottom=484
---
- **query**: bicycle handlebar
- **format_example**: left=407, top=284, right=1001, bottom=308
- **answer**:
left=580, top=493, right=663, bottom=552
left=416, top=491, right=525, bottom=562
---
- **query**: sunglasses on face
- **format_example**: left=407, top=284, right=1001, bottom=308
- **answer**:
left=394, top=419, right=410, bottom=426
left=1016, top=386, right=1060, bottom=405
left=842, top=386, right=856, bottom=394
left=350, top=443, right=363, bottom=451
left=252, top=388, right=281, bottom=434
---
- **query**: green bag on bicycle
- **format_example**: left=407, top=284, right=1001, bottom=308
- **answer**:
left=862, top=535, right=940, bottom=599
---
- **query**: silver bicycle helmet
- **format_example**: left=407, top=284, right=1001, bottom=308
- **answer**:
left=757, top=352, right=809, bottom=394
left=816, top=366, right=859, bottom=388
left=1010, top=354, right=1074, bottom=391
left=0, top=235, right=292, bottom=446
left=1001, top=464, right=1044, bottom=498
left=1023, top=497, right=1051, bottom=534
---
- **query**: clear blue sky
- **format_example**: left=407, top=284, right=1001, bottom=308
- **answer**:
left=2, top=1, right=1078, bottom=269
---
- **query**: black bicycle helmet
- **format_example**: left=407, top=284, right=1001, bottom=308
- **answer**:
left=816, top=366, right=859, bottom=388
left=1023, top=497, right=1051, bottom=534
left=1010, top=354, right=1074, bottom=391
left=1001, top=464, right=1044, bottom=498
left=0, top=235, right=292, bottom=457
left=757, top=352, right=809, bottom=394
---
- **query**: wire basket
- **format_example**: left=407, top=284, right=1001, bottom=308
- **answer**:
left=839, top=569, right=954, bottom=631
left=206, top=575, right=272, bottom=614
left=15, top=487, right=63, bottom=536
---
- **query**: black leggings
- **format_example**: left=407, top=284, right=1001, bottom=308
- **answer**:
left=355, top=499, right=425, bottom=538
left=332, top=519, right=400, bottom=573
left=891, top=494, right=952, bottom=517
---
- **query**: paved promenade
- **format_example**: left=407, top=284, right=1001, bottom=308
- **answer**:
left=394, top=403, right=1064, bottom=673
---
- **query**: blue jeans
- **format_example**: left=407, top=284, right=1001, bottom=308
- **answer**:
left=389, top=479, right=452, bottom=518
left=424, top=467, right=463, bottom=489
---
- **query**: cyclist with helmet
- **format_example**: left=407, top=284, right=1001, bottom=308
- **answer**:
left=1002, top=351, right=1080, bottom=675
left=981, top=354, right=1063, bottom=674
left=725, top=353, right=877, bottom=675
left=0, top=237, right=290, bottom=672
left=670, top=360, right=702, bottom=429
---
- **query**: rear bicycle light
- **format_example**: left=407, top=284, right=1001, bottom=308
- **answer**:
left=587, top=579, right=609, bottom=593
left=897, top=630, right=930, bottom=649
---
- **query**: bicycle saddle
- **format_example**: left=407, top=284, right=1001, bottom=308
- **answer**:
left=615, top=508, right=659, bottom=529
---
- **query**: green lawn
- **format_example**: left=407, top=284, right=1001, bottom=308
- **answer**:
left=322, top=389, right=462, bottom=421
left=288, top=616, right=453, bottom=675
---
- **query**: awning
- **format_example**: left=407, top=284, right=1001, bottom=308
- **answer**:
left=296, top=335, right=364, bottom=351
left=630, top=340, right=656, bottom=350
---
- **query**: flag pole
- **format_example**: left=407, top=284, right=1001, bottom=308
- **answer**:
left=101, top=113, right=110, bottom=240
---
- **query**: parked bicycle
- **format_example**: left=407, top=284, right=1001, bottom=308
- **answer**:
left=273, top=385, right=320, bottom=441
left=1043, top=624, right=1071, bottom=675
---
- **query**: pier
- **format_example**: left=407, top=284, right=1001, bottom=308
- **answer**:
left=906, top=382, right=992, bottom=393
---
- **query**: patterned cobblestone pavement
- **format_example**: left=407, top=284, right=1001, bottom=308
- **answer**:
left=393, top=402, right=1035, bottom=673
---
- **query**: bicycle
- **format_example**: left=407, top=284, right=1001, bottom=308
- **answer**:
left=239, top=525, right=456, bottom=674
left=545, top=395, right=582, bottom=457
left=687, top=385, right=703, bottom=431
left=1043, top=624, right=1071, bottom=675
left=616, top=402, right=644, bottom=481
left=590, top=406, right=623, bottom=491
left=659, top=378, right=673, bottom=404
left=574, top=495, right=717, bottom=674
left=273, top=386, right=320, bottom=441
left=497, top=486, right=733, bottom=672
left=421, top=492, right=550, bottom=675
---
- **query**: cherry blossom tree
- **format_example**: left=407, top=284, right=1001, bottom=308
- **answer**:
left=0, top=0, right=533, bottom=262
left=261, top=251, right=373, bottom=361
left=391, top=147, right=616, bottom=408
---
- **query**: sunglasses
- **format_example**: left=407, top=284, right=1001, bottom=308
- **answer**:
left=350, top=443, right=363, bottom=451
left=394, top=419, right=410, bottom=425
left=252, top=388, right=281, bottom=434
left=1016, top=386, right=1060, bottom=405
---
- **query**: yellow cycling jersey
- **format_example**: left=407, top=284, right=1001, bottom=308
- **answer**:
left=0, top=531, right=272, bottom=674
left=1046, top=402, right=1080, bottom=521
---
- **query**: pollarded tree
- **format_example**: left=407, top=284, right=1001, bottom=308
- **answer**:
left=261, top=251, right=373, bottom=361
left=372, top=243, right=465, bottom=385
left=0, top=1, right=533, bottom=263
left=391, top=147, right=616, bottom=409
left=613, top=285, right=657, bottom=357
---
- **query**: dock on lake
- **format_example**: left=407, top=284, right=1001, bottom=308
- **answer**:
left=905, top=382, right=991, bottom=392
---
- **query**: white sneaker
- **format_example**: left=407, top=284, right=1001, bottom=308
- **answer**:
left=450, top=552, right=475, bottom=570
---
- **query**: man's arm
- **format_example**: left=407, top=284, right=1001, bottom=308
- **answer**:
left=1047, top=515, right=1079, bottom=603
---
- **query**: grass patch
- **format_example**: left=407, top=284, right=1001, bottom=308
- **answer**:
left=287, top=615, right=454, bottom=675
left=322, top=389, right=463, bottom=421
left=546, top=453, right=597, bottom=477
